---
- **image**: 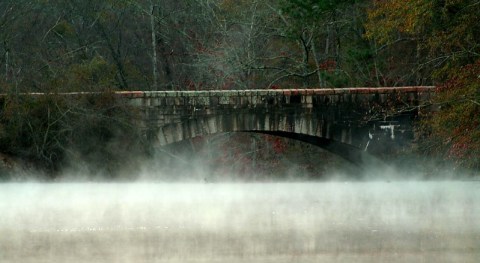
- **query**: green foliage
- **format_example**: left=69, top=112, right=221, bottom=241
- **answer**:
left=281, top=0, right=355, bottom=20
left=365, top=0, right=433, bottom=44
left=278, top=0, right=356, bottom=38
left=62, top=56, right=117, bottom=91
left=52, top=20, right=76, bottom=38
left=427, top=0, right=480, bottom=76
left=322, top=71, right=350, bottom=88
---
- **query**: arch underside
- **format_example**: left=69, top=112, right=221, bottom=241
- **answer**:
left=151, top=114, right=370, bottom=165
left=252, top=131, right=368, bottom=165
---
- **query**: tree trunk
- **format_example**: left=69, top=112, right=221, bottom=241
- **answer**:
left=312, top=41, right=324, bottom=88
left=150, top=4, right=159, bottom=90
left=5, top=49, right=8, bottom=82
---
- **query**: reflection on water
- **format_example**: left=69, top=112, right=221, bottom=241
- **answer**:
left=0, top=182, right=479, bottom=262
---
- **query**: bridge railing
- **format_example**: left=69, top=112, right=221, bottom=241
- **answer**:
left=115, top=86, right=435, bottom=98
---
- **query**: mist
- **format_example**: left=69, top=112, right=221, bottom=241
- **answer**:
left=1, top=181, right=479, bottom=263
left=1, top=133, right=479, bottom=262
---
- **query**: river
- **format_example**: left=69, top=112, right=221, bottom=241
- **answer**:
left=0, top=181, right=479, bottom=262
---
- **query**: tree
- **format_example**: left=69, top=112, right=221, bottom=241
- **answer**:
left=420, top=60, right=480, bottom=169
left=365, top=0, right=480, bottom=170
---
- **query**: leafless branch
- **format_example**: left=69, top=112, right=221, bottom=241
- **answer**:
left=42, top=16, right=62, bottom=41
left=469, top=99, right=480, bottom=106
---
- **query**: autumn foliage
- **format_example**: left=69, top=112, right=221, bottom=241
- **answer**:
left=365, top=0, right=433, bottom=44
left=420, top=60, right=480, bottom=169
left=365, top=0, right=480, bottom=170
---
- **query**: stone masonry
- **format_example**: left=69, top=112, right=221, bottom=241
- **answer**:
left=119, top=87, right=434, bottom=163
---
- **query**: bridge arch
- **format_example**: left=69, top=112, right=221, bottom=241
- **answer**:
left=152, top=113, right=372, bottom=164
left=127, top=87, right=434, bottom=164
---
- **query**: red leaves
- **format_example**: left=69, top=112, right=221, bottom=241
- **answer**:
left=272, top=138, right=287, bottom=154
left=421, top=59, right=480, bottom=169
left=319, top=59, right=337, bottom=72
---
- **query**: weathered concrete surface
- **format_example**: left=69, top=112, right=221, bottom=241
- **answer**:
left=119, top=87, right=434, bottom=162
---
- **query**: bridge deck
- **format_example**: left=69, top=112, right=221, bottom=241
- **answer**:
left=0, top=86, right=435, bottom=98
left=115, top=86, right=435, bottom=98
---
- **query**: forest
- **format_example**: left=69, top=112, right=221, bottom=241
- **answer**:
left=0, top=0, right=478, bottom=179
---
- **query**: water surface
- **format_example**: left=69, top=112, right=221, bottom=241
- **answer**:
left=0, top=182, right=479, bottom=262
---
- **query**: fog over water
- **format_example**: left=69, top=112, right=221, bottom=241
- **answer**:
left=1, top=179, right=479, bottom=262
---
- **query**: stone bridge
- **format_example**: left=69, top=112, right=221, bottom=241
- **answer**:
left=119, top=87, right=434, bottom=164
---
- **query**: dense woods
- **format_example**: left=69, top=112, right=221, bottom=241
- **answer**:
left=0, top=0, right=478, bottom=178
